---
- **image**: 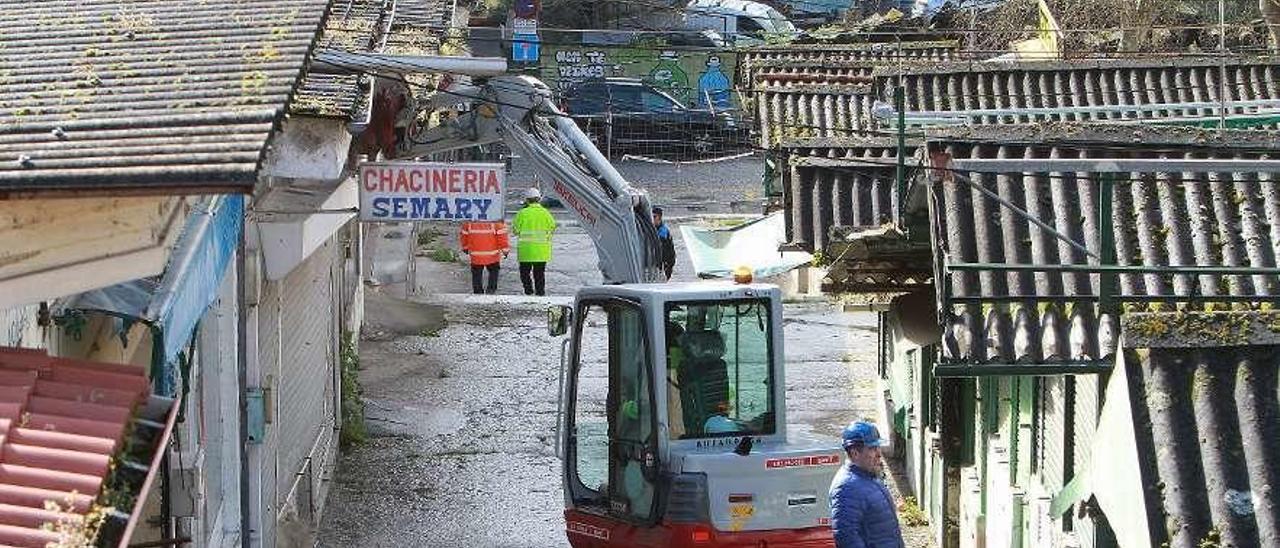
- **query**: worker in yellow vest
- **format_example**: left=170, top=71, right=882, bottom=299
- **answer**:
left=512, top=187, right=557, bottom=296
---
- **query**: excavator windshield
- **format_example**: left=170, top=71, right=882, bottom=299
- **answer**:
left=663, top=298, right=776, bottom=440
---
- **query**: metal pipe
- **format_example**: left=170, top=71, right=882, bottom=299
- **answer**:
left=311, top=50, right=509, bottom=77
left=948, top=262, right=1280, bottom=275
left=888, top=99, right=1280, bottom=120
left=947, top=294, right=1280, bottom=303
left=933, top=363, right=1113, bottom=377
left=948, top=158, right=1280, bottom=174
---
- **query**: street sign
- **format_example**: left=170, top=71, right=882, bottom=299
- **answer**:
left=512, top=17, right=537, bottom=33
left=358, top=162, right=505, bottom=222
left=512, top=32, right=540, bottom=63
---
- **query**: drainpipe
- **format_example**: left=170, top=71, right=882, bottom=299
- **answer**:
left=236, top=244, right=251, bottom=548
left=894, top=85, right=906, bottom=224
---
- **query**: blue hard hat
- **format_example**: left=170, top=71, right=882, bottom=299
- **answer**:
left=841, top=420, right=885, bottom=449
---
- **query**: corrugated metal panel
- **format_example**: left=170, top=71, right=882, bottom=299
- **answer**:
left=873, top=57, right=1280, bottom=126
left=925, top=125, right=1280, bottom=364
left=276, top=240, right=336, bottom=510
left=256, top=276, right=281, bottom=547
left=1041, top=375, right=1067, bottom=495
left=0, top=0, right=330, bottom=196
left=1120, top=317, right=1280, bottom=548
left=1072, top=374, right=1100, bottom=547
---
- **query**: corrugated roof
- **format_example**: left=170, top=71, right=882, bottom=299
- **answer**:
left=745, top=42, right=955, bottom=149
left=923, top=125, right=1280, bottom=365
left=289, top=0, right=450, bottom=119
left=0, top=0, right=331, bottom=197
left=756, top=84, right=874, bottom=148
left=291, top=0, right=387, bottom=118
left=0, top=346, right=174, bottom=547
left=1119, top=312, right=1280, bottom=548
left=872, top=57, right=1280, bottom=126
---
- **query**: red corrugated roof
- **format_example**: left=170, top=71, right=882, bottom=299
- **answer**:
left=0, top=346, right=150, bottom=547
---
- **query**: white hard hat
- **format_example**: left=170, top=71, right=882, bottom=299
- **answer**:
left=524, top=187, right=542, bottom=200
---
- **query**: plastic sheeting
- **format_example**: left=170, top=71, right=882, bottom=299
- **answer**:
left=679, top=212, right=812, bottom=280
left=59, top=195, right=244, bottom=395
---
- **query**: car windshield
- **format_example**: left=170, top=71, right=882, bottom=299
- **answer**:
left=664, top=299, right=776, bottom=439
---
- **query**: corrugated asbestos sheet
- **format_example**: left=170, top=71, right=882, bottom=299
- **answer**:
left=1121, top=313, right=1280, bottom=548
left=290, top=0, right=452, bottom=118
left=291, top=0, right=388, bottom=118
left=740, top=40, right=958, bottom=81
left=744, top=41, right=957, bottom=148
left=780, top=137, right=907, bottom=251
left=778, top=137, right=932, bottom=293
left=0, top=0, right=331, bottom=196
left=924, top=125, right=1280, bottom=365
left=757, top=83, right=874, bottom=148
left=872, top=57, right=1280, bottom=124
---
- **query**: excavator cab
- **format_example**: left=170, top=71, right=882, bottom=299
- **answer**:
left=550, top=282, right=840, bottom=548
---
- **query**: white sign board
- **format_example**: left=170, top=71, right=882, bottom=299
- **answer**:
left=512, top=17, right=538, bottom=33
left=359, top=162, right=505, bottom=222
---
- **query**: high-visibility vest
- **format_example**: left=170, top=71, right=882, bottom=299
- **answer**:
left=512, top=203, right=557, bottom=262
left=459, top=221, right=510, bottom=266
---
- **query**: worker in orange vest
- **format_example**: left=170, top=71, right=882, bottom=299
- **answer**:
left=460, top=220, right=510, bottom=294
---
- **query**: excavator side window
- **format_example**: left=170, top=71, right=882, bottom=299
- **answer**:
left=566, top=299, right=658, bottom=523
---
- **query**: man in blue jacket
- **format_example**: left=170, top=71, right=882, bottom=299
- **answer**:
left=829, top=420, right=904, bottom=548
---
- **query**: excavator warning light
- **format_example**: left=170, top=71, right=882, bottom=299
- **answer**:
left=733, top=265, right=753, bottom=284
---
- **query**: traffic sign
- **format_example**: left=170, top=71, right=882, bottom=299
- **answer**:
left=512, top=32, right=540, bottom=63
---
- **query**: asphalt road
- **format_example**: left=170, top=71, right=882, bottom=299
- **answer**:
left=317, top=155, right=928, bottom=547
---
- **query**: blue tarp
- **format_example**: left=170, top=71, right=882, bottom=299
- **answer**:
left=60, top=195, right=244, bottom=395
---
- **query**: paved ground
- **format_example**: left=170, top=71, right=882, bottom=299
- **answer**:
left=318, top=155, right=930, bottom=547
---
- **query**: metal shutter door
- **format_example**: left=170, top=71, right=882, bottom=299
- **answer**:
left=276, top=241, right=337, bottom=508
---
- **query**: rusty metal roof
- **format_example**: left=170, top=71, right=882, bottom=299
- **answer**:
left=0, top=0, right=330, bottom=197
left=923, top=125, right=1280, bottom=365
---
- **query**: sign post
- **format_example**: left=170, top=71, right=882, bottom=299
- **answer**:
left=358, top=162, right=506, bottom=222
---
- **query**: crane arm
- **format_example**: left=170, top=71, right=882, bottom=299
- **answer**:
left=394, top=75, right=665, bottom=284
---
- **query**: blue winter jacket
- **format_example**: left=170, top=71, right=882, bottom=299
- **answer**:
left=828, top=462, right=904, bottom=548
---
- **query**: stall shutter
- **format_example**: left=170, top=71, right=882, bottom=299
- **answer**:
left=276, top=241, right=337, bottom=515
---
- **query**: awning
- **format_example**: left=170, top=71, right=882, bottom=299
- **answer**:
left=254, top=179, right=357, bottom=280
left=59, top=195, right=244, bottom=394
left=0, top=196, right=186, bottom=309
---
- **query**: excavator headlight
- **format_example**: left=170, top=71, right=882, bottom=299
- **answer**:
left=732, top=265, right=753, bottom=284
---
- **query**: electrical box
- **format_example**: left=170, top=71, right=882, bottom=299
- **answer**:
left=246, top=387, right=266, bottom=444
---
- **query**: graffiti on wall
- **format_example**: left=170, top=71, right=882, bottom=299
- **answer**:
left=543, top=46, right=738, bottom=110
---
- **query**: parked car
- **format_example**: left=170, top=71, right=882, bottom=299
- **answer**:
left=684, top=0, right=799, bottom=46
left=561, top=78, right=749, bottom=158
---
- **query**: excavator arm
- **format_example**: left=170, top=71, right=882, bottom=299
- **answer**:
left=391, top=74, right=666, bottom=284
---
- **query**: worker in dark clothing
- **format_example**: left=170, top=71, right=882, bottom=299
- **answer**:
left=653, top=206, right=676, bottom=280
left=829, top=420, right=904, bottom=548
